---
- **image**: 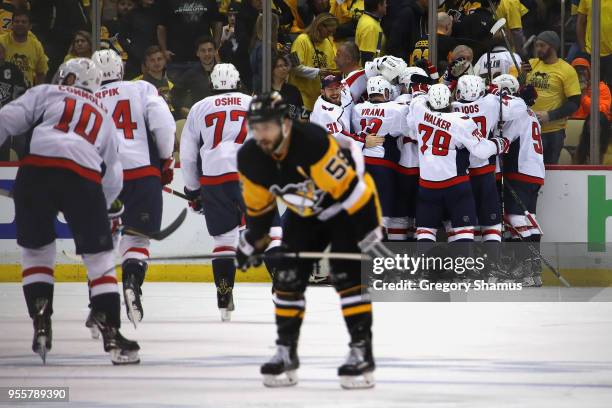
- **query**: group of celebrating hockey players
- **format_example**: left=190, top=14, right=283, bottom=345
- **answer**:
left=0, top=45, right=544, bottom=389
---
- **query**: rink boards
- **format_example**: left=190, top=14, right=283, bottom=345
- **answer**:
left=0, top=164, right=611, bottom=285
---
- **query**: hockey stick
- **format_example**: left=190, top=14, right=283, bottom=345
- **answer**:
left=163, top=186, right=189, bottom=200
left=503, top=218, right=571, bottom=287
left=122, top=208, right=188, bottom=240
left=503, top=179, right=544, bottom=235
left=0, top=187, right=13, bottom=198
left=145, top=251, right=368, bottom=263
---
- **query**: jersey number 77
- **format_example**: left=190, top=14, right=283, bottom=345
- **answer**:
left=205, top=110, right=248, bottom=148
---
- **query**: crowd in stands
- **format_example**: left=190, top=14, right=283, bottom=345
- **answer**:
left=0, top=0, right=610, bottom=163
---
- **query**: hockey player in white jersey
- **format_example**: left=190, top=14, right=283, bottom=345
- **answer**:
left=92, top=49, right=176, bottom=326
left=310, top=75, right=363, bottom=145
left=451, top=75, right=504, bottom=243
left=395, top=66, right=427, bottom=105
left=180, top=63, right=282, bottom=321
left=0, top=58, right=140, bottom=365
left=493, top=74, right=545, bottom=286
left=352, top=75, right=410, bottom=241
left=408, top=84, right=509, bottom=242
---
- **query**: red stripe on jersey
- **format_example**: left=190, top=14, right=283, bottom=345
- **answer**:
left=199, top=172, right=240, bottom=185
left=397, top=165, right=419, bottom=176
left=89, top=275, right=118, bottom=287
left=419, top=176, right=469, bottom=189
left=447, top=228, right=474, bottom=237
left=22, top=267, right=54, bottom=278
left=124, top=247, right=150, bottom=257
left=416, top=229, right=436, bottom=235
left=21, top=155, right=101, bottom=183
left=341, top=129, right=365, bottom=143
left=213, top=246, right=236, bottom=253
left=344, top=70, right=365, bottom=86
left=481, top=229, right=502, bottom=236
left=503, top=172, right=544, bottom=185
left=496, top=173, right=502, bottom=181
left=469, top=165, right=496, bottom=176
left=124, top=165, right=161, bottom=181
left=387, top=228, right=408, bottom=233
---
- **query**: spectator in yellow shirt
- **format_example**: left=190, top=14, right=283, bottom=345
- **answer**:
left=576, top=0, right=612, bottom=86
left=520, top=31, right=581, bottom=164
left=330, top=0, right=363, bottom=41
left=289, top=12, right=338, bottom=112
left=0, top=9, right=47, bottom=87
left=355, top=0, right=386, bottom=65
left=494, top=0, right=528, bottom=50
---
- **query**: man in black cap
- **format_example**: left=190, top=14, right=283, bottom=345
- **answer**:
left=519, top=30, right=581, bottom=164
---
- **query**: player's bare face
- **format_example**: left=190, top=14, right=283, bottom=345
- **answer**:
left=323, top=85, right=342, bottom=105
left=251, top=121, right=283, bottom=155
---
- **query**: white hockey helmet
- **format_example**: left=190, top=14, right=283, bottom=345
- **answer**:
left=55, top=58, right=102, bottom=93
left=492, top=73, right=520, bottom=95
left=210, top=63, right=240, bottom=90
left=92, top=49, right=124, bottom=82
left=378, top=56, right=407, bottom=83
left=427, top=83, right=452, bottom=110
left=398, top=66, right=428, bottom=89
left=456, top=75, right=485, bottom=102
left=367, top=75, right=392, bottom=100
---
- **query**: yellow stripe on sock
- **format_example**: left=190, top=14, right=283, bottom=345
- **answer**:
left=275, top=308, right=305, bottom=318
left=342, top=303, right=372, bottom=317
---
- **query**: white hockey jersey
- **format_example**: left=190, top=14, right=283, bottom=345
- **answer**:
left=500, top=96, right=545, bottom=184
left=310, top=95, right=364, bottom=146
left=351, top=100, right=410, bottom=162
left=180, top=91, right=252, bottom=190
left=451, top=93, right=501, bottom=172
left=395, top=93, right=419, bottom=175
left=474, top=47, right=522, bottom=78
left=407, top=95, right=499, bottom=188
left=95, top=80, right=175, bottom=181
left=0, top=84, right=122, bottom=206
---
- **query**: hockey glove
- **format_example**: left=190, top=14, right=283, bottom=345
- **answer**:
left=184, top=187, right=203, bottom=214
left=486, top=84, right=500, bottom=96
left=160, top=158, right=174, bottom=186
left=518, top=84, right=538, bottom=107
left=414, top=58, right=439, bottom=81
left=491, top=137, right=510, bottom=154
left=108, top=199, right=124, bottom=235
left=236, top=229, right=264, bottom=272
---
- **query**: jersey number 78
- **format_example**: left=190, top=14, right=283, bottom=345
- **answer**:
left=418, top=124, right=451, bottom=156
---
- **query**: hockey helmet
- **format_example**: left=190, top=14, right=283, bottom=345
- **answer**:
left=55, top=58, right=102, bottom=93
left=247, top=91, right=289, bottom=124
left=492, top=74, right=520, bottom=95
left=92, top=49, right=124, bottom=82
left=210, top=63, right=241, bottom=91
left=367, top=75, right=392, bottom=100
left=456, top=75, right=485, bottom=102
left=427, top=84, right=452, bottom=110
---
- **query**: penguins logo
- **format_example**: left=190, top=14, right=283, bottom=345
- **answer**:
left=270, top=180, right=326, bottom=216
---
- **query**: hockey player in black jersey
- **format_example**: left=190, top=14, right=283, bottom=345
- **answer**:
left=236, top=92, right=383, bottom=389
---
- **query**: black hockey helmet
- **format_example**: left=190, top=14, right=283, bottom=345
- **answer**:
left=246, top=91, right=289, bottom=125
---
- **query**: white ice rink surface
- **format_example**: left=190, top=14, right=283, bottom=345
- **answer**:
left=1, top=282, right=612, bottom=407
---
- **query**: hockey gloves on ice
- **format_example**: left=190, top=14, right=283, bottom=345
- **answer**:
left=184, top=187, right=203, bottom=214
left=492, top=137, right=511, bottom=154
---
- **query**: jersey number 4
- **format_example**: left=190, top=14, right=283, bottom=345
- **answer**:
left=112, top=100, right=138, bottom=139
left=205, top=110, right=247, bottom=148
left=418, top=124, right=451, bottom=156
left=54, top=97, right=102, bottom=144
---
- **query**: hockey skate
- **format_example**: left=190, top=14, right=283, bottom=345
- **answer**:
left=261, top=344, right=299, bottom=387
left=338, top=340, right=375, bottom=389
left=218, top=290, right=235, bottom=322
left=31, top=298, right=52, bottom=365
left=85, top=309, right=100, bottom=339
left=122, top=270, right=143, bottom=328
left=89, top=311, right=140, bottom=365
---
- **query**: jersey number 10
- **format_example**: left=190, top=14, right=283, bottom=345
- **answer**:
left=54, top=97, right=103, bottom=144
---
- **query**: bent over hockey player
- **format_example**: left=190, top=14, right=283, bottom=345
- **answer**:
left=92, top=49, right=176, bottom=326
left=0, top=58, right=140, bottom=365
left=237, top=92, right=382, bottom=389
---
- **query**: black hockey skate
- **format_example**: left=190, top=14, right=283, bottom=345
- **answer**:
left=89, top=311, right=140, bottom=365
left=85, top=308, right=100, bottom=339
left=261, top=343, right=299, bottom=387
left=217, top=287, right=235, bottom=322
left=122, top=263, right=144, bottom=328
left=31, top=298, right=52, bottom=364
left=338, top=340, right=375, bottom=389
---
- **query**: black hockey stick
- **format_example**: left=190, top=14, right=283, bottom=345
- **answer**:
left=0, top=187, right=13, bottom=198
left=122, top=208, right=187, bottom=240
left=162, top=186, right=189, bottom=200
left=503, top=218, right=571, bottom=287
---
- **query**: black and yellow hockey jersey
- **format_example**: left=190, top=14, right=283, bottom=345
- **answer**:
left=237, top=121, right=381, bottom=240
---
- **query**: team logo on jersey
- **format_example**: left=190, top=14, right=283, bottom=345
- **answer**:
left=530, top=72, right=550, bottom=90
left=270, top=181, right=326, bottom=217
